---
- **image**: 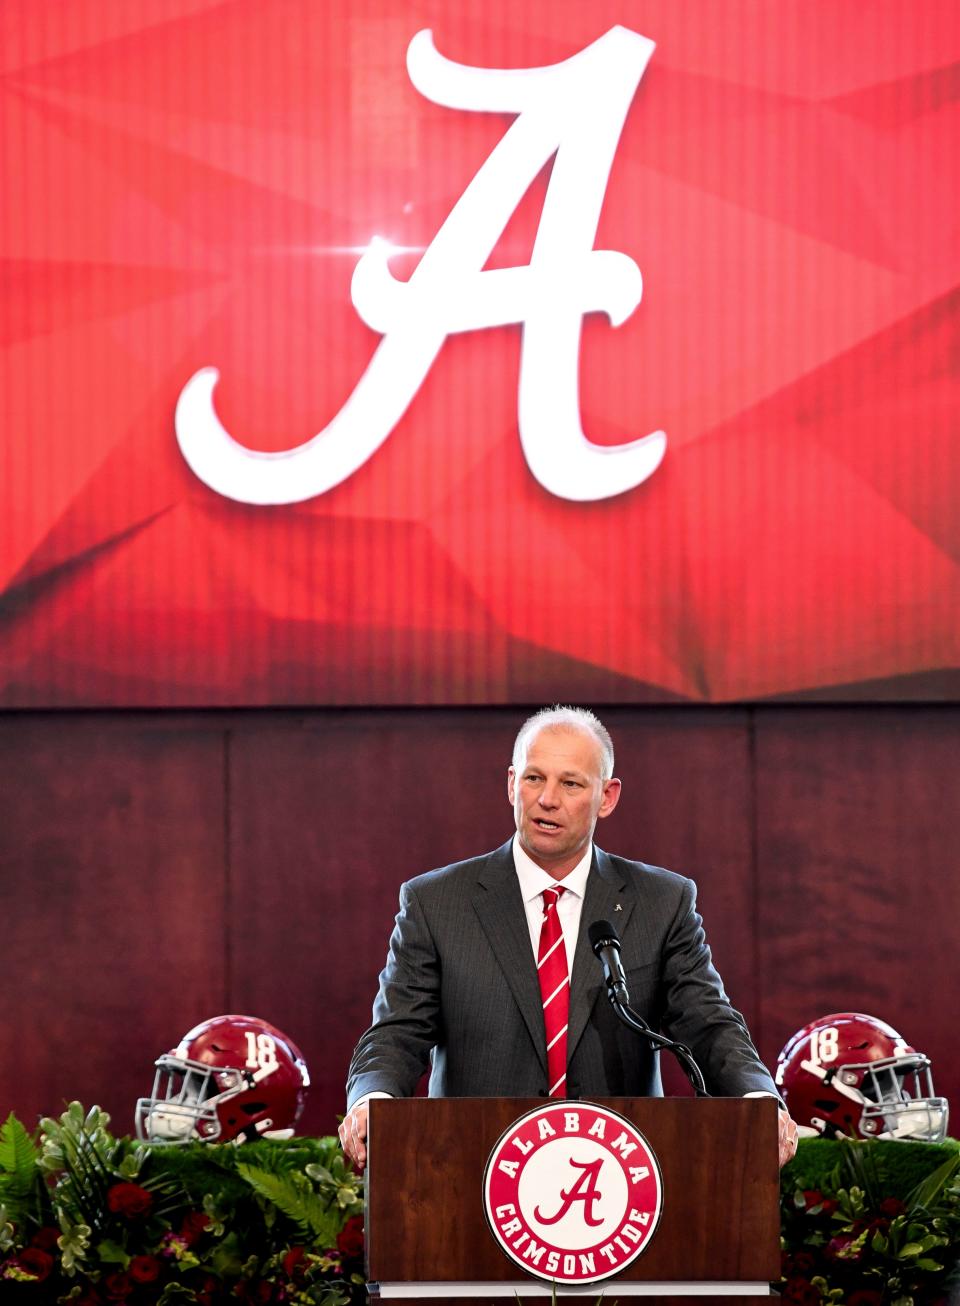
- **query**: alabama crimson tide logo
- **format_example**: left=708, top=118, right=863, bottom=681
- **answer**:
left=483, top=1102, right=662, bottom=1285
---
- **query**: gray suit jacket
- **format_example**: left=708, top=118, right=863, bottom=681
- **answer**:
left=346, top=840, right=778, bottom=1105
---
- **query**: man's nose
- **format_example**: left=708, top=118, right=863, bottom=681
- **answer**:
left=538, top=780, right=560, bottom=808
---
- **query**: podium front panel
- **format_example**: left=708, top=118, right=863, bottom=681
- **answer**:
left=366, top=1097, right=779, bottom=1285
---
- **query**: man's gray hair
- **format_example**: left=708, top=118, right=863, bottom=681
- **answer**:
left=512, top=705, right=615, bottom=781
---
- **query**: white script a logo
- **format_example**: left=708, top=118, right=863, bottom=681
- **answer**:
left=175, top=27, right=666, bottom=505
left=483, top=1102, right=663, bottom=1285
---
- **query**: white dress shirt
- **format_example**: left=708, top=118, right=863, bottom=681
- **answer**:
left=512, top=832, right=591, bottom=975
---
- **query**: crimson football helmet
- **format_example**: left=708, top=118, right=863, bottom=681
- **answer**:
left=136, top=1015, right=310, bottom=1144
left=775, top=1012, right=948, bottom=1142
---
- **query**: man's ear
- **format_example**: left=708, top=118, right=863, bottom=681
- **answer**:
left=597, top=776, right=622, bottom=819
left=507, top=766, right=516, bottom=804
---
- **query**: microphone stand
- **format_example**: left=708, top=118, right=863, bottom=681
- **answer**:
left=604, top=988, right=710, bottom=1099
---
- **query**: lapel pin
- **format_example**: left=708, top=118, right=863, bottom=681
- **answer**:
left=614, top=903, right=622, bottom=912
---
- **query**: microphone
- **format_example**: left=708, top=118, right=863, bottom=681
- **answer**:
left=588, top=919, right=630, bottom=1006
left=588, top=918, right=710, bottom=1097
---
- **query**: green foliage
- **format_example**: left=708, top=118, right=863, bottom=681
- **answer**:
left=237, top=1163, right=346, bottom=1244
left=0, top=1112, right=46, bottom=1234
left=208, top=1229, right=246, bottom=1278
left=906, top=1149, right=960, bottom=1211
left=0, top=1113, right=39, bottom=1205
left=0, top=1104, right=365, bottom=1303
left=0, top=1204, right=17, bottom=1254
left=56, top=1211, right=92, bottom=1273
left=157, top=1287, right=201, bottom=1304
left=782, top=1136, right=960, bottom=1201
left=8, top=1104, right=953, bottom=1306
left=779, top=1136, right=960, bottom=1302
left=39, top=1101, right=120, bottom=1237
left=95, top=1236, right=131, bottom=1267
left=230, top=1137, right=363, bottom=1250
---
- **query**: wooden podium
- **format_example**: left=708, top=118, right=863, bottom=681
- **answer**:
left=366, top=1097, right=780, bottom=1304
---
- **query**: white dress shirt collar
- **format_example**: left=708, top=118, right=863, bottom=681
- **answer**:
left=512, top=833, right=592, bottom=901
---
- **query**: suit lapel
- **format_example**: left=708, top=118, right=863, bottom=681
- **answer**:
left=567, top=847, right=636, bottom=1061
left=472, top=840, right=547, bottom=1071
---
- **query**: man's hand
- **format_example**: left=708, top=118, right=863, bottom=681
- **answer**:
left=338, top=1101, right=370, bottom=1170
left=778, top=1106, right=799, bottom=1168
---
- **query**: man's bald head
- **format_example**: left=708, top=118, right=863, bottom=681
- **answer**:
left=511, top=706, right=614, bottom=781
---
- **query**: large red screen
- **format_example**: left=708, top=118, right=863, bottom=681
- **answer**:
left=2, top=0, right=958, bottom=705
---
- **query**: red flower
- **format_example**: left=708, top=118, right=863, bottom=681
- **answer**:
left=847, top=1291, right=883, bottom=1306
left=798, top=1188, right=838, bottom=1215
left=782, top=1277, right=822, bottom=1305
left=283, top=1246, right=307, bottom=1279
left=879, top=1196, right=906, bottom=1218
left=195, top=1273, right=220, bottom=1306
left=233, top=1283, right=275, bottom=1303
left=129, top=1254, right=161, bottom=1283
left=14, top=1248, right=54, bottom=1281
left=103, top=1270, right=134, bottom=1299
left=74, top=1291, right=104, bottom=1306
left=336, top=1214, right=364, bottom=1259
left=781, top=1248, right=817, bottom=1278
left=180, top=1210, right=212, bottom=1247
left=106, top=1182, right=154, bottom=1219
left=30, top=1226, right=60, bottom=1252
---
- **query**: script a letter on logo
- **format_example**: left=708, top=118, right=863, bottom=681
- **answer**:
left=175, top=26, right=666, bottom=504
left=534, top=1157, right=606, bottom=1227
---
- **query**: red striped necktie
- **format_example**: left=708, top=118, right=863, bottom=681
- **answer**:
left=537, top=885, right=569, bottom=1098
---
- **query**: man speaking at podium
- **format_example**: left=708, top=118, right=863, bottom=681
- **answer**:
left=340, top=706, right=798, bottom=1169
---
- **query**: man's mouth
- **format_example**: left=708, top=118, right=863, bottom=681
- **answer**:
left=533, top=819, right=561, bottom=831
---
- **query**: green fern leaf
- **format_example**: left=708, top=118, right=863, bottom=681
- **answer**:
left=0, top=1114, right=39, bottom=1198
left=157, top=1287, right=200, bottom=1305
left=236, top=1164, right=340, bottom=1245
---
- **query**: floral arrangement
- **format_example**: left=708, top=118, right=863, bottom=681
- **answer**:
left=0, top=1104, right=365, bottom=1304
left=778, top=1138, right=960, bottom=1305
left=3, top=1102, right=958, bottom=1306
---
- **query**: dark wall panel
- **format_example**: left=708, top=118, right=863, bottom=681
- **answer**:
left=754, top=708, right=960, bottom=1113
left=592, top=710, right=757, bottom=1095
left=228, top=710, right=516, bottom=1137
left=0, top=717, right=227, bottom=1133
left=1, top=705, right=955, bottom=1140
left=605, top=711, right=756, bottom=1013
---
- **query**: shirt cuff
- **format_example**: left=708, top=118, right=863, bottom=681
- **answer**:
left=743, top=1089, right=785, bottom=1108
left=350, top=1090, right=394, bottom=1112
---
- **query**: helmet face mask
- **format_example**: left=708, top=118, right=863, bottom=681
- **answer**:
left=136, top=1016, right=310, bottom=1145
left=776, top=1012, right=949, bottom=1143
left=857, top=1057, right=948, bottom=1140
left=140, top=1058, right=247, bottom=1143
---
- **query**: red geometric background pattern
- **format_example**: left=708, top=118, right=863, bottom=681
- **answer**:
left=2, top=0, right=958, bottom=706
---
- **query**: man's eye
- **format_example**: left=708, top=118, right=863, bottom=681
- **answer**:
left=563, top=780, right=582, bottom=788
